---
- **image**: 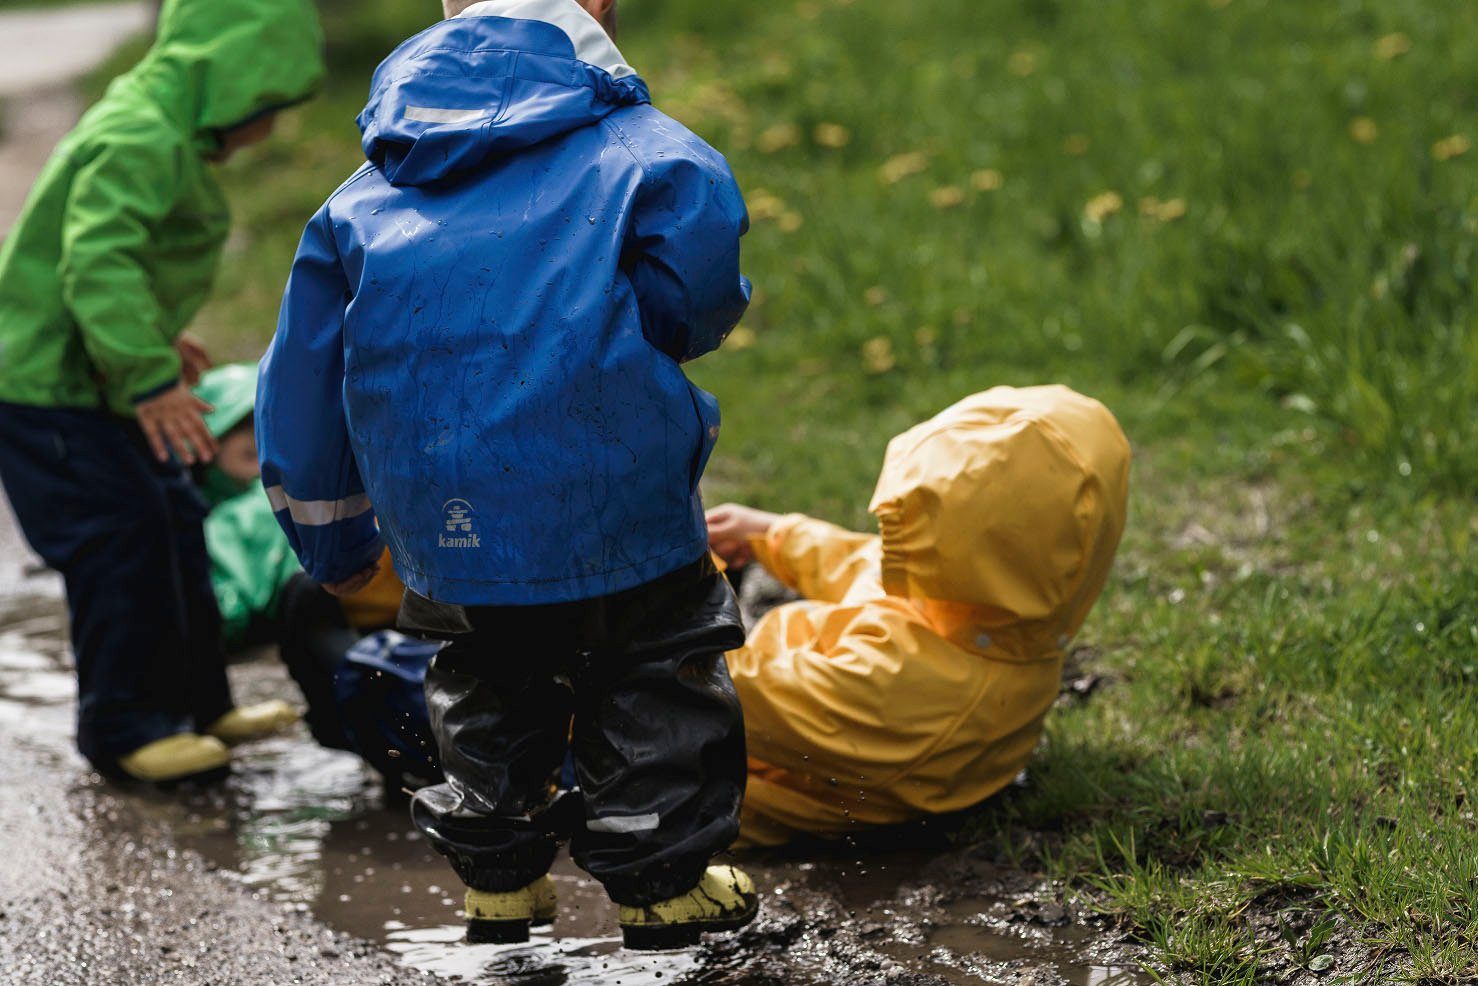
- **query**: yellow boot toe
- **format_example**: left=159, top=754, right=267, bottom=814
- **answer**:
left=204, top=700, right=300, bottom=745
left=618, top=865, right=759, bottom=950
left=465, top=874, right=558, bottom=944
left=117, top=733, right=230, bottom=783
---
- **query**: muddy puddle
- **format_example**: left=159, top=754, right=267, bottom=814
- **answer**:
left=0, top=586, right=1146, bottom=986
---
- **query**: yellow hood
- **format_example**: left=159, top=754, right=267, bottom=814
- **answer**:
left=868, top=385, right=1131, bottom=655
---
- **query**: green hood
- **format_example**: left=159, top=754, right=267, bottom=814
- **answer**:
left=0, top=0, right=324, bottom=417
left=196, top=362, right=258, bottom=438
left=120, top=0, right=326, bottom=142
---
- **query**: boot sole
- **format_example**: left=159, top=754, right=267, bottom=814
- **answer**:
left=620, top=902, right=758, bottom=951
left=467, top=918, right=531, bottom=944
left=113, top=763, right=232, bottom=788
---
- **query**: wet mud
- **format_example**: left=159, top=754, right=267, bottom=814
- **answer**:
left=0, top=575, right=1147, bottom=985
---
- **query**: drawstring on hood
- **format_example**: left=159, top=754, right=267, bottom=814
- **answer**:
left=357, top=0, right=650, bottom=186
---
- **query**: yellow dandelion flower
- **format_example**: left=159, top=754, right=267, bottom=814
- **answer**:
left=814, top=122, right=852, bottom=148
left=1156, top=198, right=1188, bottom=221
left=863, top=286, right=889, bottom=307
left=1374, top=32, right=1411, bottom=60
left=971, top=168, right=1004, bottom=191
left=726, top=326, right=757, bottom=350
left=861, top=337, right=896, bottom=375
left=879, top=151, right=929, bottom=184
left=777, top=211, right=805, bottom=233
left=915, top=326, right=939, bottom=347
left=1007, top=50, right=1037, bottom=77
left=930, top=186, right=966, bottom=209
left=1433, top=134, right=1471, bottom=161
left=1083, top=191, right=1123, bottom=223
left=1348, top=117, right=1379, bottom=144
left=756, top=123, right=801, bottom=154
left=1139, top=197, right=1187, bottom=222
left=1063, top=133, right=1091, bottom=156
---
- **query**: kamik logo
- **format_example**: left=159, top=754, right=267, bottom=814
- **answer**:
left=439, top=499, right=481, bottom=549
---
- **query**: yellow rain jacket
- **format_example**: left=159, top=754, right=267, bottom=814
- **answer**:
left=728, top=385, right=1131, bottom=846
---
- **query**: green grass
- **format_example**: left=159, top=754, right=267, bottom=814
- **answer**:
left=102, top=0, right=1478, bottom=980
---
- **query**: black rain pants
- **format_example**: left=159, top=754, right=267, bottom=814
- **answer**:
left=405, top=558, right=746, bottom=907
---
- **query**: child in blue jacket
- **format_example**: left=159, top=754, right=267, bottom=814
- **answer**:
left=257, top=0, right=756, bottom=949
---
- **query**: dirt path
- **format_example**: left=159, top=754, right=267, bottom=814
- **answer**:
left=0, top=3, right=154, bottom=230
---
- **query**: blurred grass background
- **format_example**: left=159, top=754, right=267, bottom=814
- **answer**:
left=86, top=0, right=1478, bottom=981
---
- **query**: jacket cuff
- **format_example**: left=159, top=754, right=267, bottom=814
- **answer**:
left=130, top=376, right=180, bottom=405
left=749, top=513, right=812, bottom=590
left=314, top=531, right=384, bottom=586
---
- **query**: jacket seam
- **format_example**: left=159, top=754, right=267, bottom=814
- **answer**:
left=324, top=162, right=379, bottom=209
left=600, top=116, right=649, bottom=177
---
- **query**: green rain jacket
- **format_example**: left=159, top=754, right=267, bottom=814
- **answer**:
left=195, top=364, right=302, bottom=648
left=0, top=0, right=324, bottom=416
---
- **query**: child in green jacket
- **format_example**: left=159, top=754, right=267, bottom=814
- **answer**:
left=0, top=0, right=325, bottom=783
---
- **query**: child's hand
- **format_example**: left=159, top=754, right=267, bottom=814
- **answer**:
left=706, top=503, right=779, bottom=568
left=323, top=564, right=380, bottom=598
left=174, top=332, right=213, bottom=387
left=136, top=382, right=218, bottom=465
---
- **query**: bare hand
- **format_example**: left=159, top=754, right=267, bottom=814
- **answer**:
left=323, top=564, right=379, bottom=598
left=136, top=382, right=217, bottom=465
left=706, top=503, right=780, bottom=568
left=174, top=333, right=213, bottom=387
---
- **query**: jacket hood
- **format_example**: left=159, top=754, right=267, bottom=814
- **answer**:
left=358, top=0, right=650, bottom=186
left=196, top=362, right=258, bottom=438
left=120, top=0, right=325, bottom=139
left=868, top=386, right=1131, bottom=652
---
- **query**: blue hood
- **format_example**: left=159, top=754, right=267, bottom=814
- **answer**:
left=357, top=4, right=651, bottom=186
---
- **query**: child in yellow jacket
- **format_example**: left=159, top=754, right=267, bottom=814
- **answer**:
left=707, top=385, right=1131, bottom=846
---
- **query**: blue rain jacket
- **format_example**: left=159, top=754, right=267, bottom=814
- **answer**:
left=257, top=0, right=750, bottom=603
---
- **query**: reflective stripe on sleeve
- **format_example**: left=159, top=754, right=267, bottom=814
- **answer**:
left=265, top=486, right=373, bottom=527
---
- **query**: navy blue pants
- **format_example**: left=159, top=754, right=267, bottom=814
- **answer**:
left=0, top=401, right=233, bottom=772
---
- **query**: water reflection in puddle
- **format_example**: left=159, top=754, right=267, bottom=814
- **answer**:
left=0, top=593, right=1147, bottom=985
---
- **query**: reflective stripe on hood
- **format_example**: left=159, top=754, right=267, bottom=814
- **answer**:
left=357, top=0, right=651, bottom=186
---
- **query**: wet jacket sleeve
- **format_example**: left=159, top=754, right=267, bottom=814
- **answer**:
left=625, top=146, right=751, bottom=363
left=751, top=514, right=880, bottom=604
left=256, top=207, right=383, bottom=586
left=59, top=138, right=184, bottom=408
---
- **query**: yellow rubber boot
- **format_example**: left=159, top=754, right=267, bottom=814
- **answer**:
left=204, top=700, right=300, bottom=745
left=618, top=865, right=759, bottom=950
left=465, top=874, right=558, bottom=943
left=117, top=733, right=230, bottom=783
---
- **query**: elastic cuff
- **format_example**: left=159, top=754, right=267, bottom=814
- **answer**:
left=750, top=513, right=809, bottom=587
left=315, top=534, right=384, bottom=586
left=130, top=376, right=180, bottom=405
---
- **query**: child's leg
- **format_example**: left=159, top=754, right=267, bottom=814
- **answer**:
left=569, top=571, right=747, bottom=907
left=410, top=627, right=576, bottom=894
left=275, top=573, right=360, bottom=751
left=154, top=452, right=233, bottom=731
left=0, top=404, right=207, bottom=770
